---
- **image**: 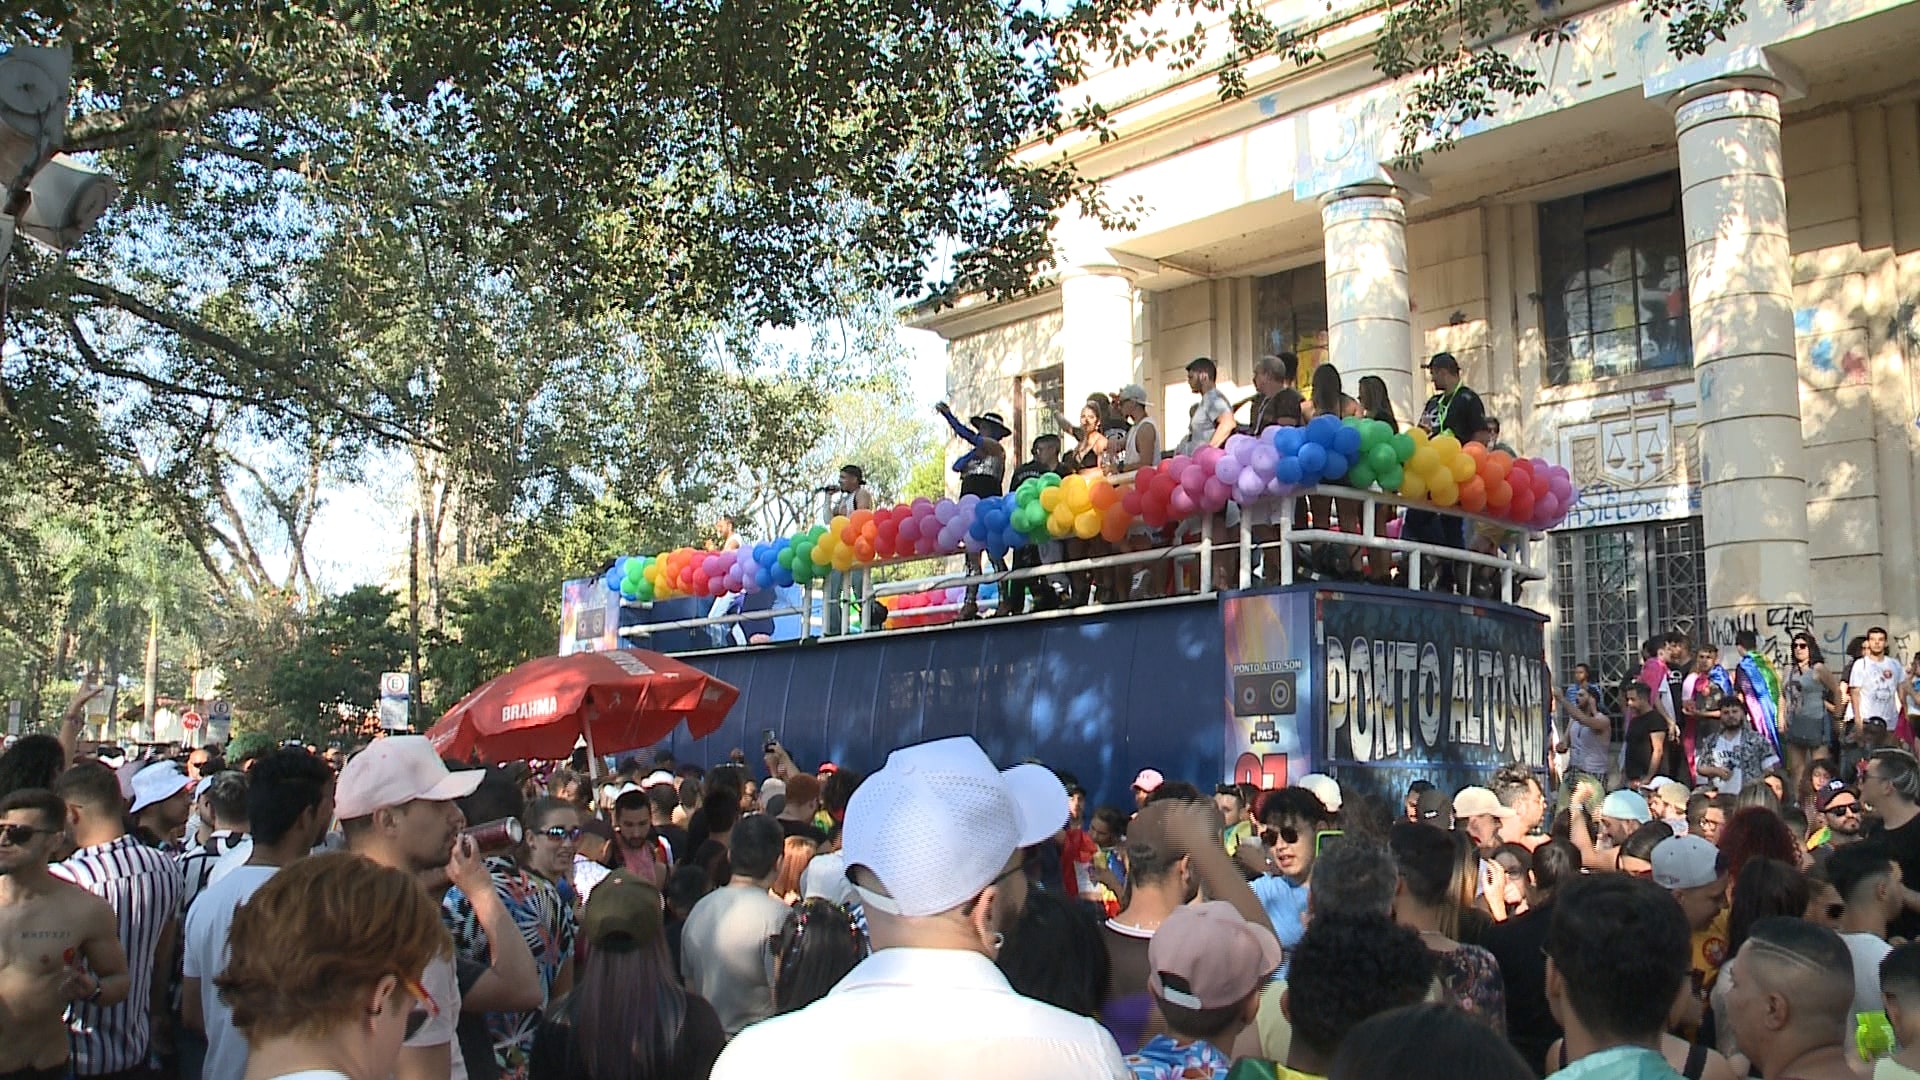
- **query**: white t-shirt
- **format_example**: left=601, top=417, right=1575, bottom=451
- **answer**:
left=1852, top=656, right=1906, bottom=723
left=405, top=952, right=467, bottom=1080
left=1709, top=731, right=1748, bottom=794
left=1843, top=932, right=1893, bottom=1036
left=1181, top=387, right=1231, bottom=455
left=184, top=865, right=279, bottom=1080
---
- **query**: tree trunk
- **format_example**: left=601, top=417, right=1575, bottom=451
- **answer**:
left=142, top=606, right=160, bottom=743
left=408, top=510, right=422, bottom=732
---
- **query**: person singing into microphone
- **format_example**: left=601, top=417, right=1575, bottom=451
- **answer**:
left=824, top=465, right=873, bottom=635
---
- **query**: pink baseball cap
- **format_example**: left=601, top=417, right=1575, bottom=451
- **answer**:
left=1132, top=769, right=1166, bottom=794
left=1149, top=900, right=1283, bottom=1009
left=335, top=736, right=484, bottom=820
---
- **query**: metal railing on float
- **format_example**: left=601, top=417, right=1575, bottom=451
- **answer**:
left=616, top=481, right=1546, bottom=648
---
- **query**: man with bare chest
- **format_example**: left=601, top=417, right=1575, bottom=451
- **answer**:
left=0, top=789, right=130, bottom=1080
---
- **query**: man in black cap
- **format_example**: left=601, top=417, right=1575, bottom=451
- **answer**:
left=1405, top=351, right=1489, bottom=592
left=937, top=401, right=1011, bottom=618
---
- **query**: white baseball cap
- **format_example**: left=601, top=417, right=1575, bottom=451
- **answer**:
left=1652, top=835, right=1724, bottom=890
left=641, top=770, right=677, bottom=789
left=1452, top=786, right=1514, bottom=820
left=842, top=737, right=1067, bottom=918
left=129, top=761, right=192, bottom=814
left=1297, top=773, right=1344, bottom=814
left=335, top=735, right=483, bottom=820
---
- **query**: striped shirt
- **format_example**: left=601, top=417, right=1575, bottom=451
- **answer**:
left=177, top=829, right=248, bottom=915
left=53, top=833, right=185, bottom=1075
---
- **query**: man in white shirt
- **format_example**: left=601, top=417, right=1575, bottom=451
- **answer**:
left=183, top=749, right=335, bottom=1080
left=1851, top=626, right=1906, bottom=739
left=711, top=737, right=1130, bottom=1080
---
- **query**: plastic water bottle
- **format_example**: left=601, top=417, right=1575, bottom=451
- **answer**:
left=1857, top=1010, right=1895, bottom=1062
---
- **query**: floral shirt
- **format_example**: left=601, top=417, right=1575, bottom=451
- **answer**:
left=1127, top=1035, right=1231, bottom=1080
left=1439, top=944, right=1508, bottom=1035
left=443, top=857, right=579, bottom=1080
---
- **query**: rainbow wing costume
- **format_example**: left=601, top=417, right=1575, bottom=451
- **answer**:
left=1739, top=652, right=1784, bottom=757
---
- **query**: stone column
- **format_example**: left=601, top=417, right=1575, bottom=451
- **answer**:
left=1321, top=183, right=1415, bottom=421
left=1060, top=260, right=1142, bottom=423
left=1648, top=50, right=1812, bottom=645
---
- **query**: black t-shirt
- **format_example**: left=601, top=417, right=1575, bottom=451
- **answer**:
left=1873, top=815, right=1920, bottom=940
left=1482, top=901, right=1559, bottom=1074
left=655, top=823, right=691, bottom=864
left=1623, top=709, right=1667, bottom=782
left=1665, top=667, right=1693, bottom=783
left=1419, top=384, right=1488, bottom=443
left=1248, top=389, right=1304, bottom=432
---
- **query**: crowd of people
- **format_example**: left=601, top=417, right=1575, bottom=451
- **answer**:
left=814, top=350, right=1515, bottom=632
left=12, top=655, right=1920, bottom=1079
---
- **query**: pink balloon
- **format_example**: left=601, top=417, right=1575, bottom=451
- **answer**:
left=1194, top=445, right=1224, bottom=472
left=1169, top=487, right=1198, bottom=518
left=1201, top=477, right=1231, bottom=512
left=1180, top=465, right=1209, bottom=497
left=1385, top=516, right=1404, bottom=539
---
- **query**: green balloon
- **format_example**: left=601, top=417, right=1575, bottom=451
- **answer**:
left=1378, top=462, right=1404, bottom=491
left=635, top=583, right=655, bottom=602
left=1392, top=433, right=1416, bottom=462
left=1348, top=461, right=1377, bottom=490
left=1041, top=472, right=1061, bottom=488
left=1368, top=443, right=1397, bottom=472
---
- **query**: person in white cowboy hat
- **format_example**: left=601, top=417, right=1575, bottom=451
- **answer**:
left=710, top=736, right=1129, bottom=1079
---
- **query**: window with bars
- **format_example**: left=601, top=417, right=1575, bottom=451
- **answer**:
left=1552, top=518, right=1707, bottom=712
left=1539, top=173, right=1692, bottom=385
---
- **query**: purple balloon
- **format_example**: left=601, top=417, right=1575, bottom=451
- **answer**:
left=1249, top=445, right=1279, bottom=480
left=935, top=500, right=958, bottom=524
left=959, top=493, right=980, bottom=510
left=1225, top=433, right=1257, bottom=463
left=1235, top=470, right=1266, bottom=502
left=1214, top=455, right=1242, bottom=484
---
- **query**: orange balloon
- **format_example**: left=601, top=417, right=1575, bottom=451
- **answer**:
left=849, top=508, right=874, bottom=531
left=854, top=538, right=876, bottom=562
left=1485, top=450, right=1513, bottom=482
left=1487, top=478, right=1513, bottom=510
left=1463, top=440, right=1488, bottom=462
left=860, top=521, right=878, bottom=541
left=1459, top=476, right=1488, bottom=513
left=1101, top=510, right=1130, bottom=544
left=1090, top=481, right=1120, bottom=512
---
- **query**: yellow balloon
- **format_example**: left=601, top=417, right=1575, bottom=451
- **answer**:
left=1064, top=476, right=1093, bottom=512
left=1073, top=508, right=1102, bottom=540
left=1449, top=454, right=1477, bottom=483
left=1408, top=427, right=1430, bottom=447
left=1431, top=434, right=1462, bottom=459
left=1408, top=446, right=1440, bottom=476
left=831, top=548, right=855, bottom=572
left=1399, top=469, right=1429, bottom=499
left=810, top=543, right=831, bottom=566
left=1048, top=506, right=1074, bottom=538
left=1429, top=474, right=1460, bottom=507
left=1039, top=487, right=1063, bottom=512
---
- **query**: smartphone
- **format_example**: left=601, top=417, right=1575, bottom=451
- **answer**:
left=1314, top=829, right=1346, bottom=857
left=762, top=728, right=779, bottom=752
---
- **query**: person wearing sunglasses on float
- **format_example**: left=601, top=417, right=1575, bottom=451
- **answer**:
left=0, top=787, right=132, bottom=1080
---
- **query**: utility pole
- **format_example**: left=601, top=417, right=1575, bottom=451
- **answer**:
left=408, top=509, right=422, bottom=731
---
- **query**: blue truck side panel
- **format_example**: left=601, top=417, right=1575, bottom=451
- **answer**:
left=664, top=600, right=1226, bottom=810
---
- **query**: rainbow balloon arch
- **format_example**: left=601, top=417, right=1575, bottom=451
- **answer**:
left=605, top=415, right=1581, bottom=605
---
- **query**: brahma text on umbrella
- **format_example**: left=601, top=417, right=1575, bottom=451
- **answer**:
left=502, top=696, right=560, bottom=723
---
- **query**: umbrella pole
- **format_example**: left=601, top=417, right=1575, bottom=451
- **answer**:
left=584, top=719, right=602, bottom=782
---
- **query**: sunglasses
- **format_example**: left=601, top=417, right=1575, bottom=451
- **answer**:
left=0, top=824, right=49, bottom=846
left=536, top=826, right=582, bottom=841
left=1260, top=826, right=1304, bottom=846
left=1826, top=802, right=1861, bottom=816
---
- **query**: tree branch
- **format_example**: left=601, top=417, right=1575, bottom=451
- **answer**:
left=64, top=77, right=279, bottom=153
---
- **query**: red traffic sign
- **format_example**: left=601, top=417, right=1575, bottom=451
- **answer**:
left=181, top=710, right=202, bottom=731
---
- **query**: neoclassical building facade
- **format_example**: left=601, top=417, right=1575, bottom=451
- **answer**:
left=913, top=0, right=1920, bottom=687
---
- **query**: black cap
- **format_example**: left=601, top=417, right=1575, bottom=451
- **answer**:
left=1415, top=788, right=1454, bottom=826
left=1423, top=352, right=1460, bottom=371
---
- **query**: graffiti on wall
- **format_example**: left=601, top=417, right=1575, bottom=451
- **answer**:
left=1706, top=605, right=1814, bottom=666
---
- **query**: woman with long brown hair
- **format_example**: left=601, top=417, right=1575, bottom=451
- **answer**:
left=217, top=852, right=451, bottom=1080
left=532, top=870, right=725, bottom=1080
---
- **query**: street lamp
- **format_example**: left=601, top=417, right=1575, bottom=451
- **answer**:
left=1, top=43, right=116, bottom=270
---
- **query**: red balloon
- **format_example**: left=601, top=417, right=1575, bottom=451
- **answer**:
left=1121, top=488, right=1144, bottom=516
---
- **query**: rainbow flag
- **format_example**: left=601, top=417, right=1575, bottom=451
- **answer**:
left=1739, top=652, right=1783, bottom=757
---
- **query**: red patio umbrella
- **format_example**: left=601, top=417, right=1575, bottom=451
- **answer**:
left=426, top=649, right=739, bottom=766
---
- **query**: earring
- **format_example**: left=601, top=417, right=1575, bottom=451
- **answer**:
left=990, top=932, right=1005, bottom=952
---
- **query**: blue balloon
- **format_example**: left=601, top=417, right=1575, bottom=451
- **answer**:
left=1298, top=443, right=1327, bottom=477
left=755, top=566, right=773, bottom=588
left=1333, top=426, right=1362, bottom=459
left=1276, top=456, right=1304, bottom=485
left=773, top=566, right=795, bottom=588
left=1273, top=426, right=1304, bottom=455
left=1323, top=450, right=1350, bottom=478
left=1306, top=414, right=1342, bottom=447
left=604, top=569, right=623, bottom=593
